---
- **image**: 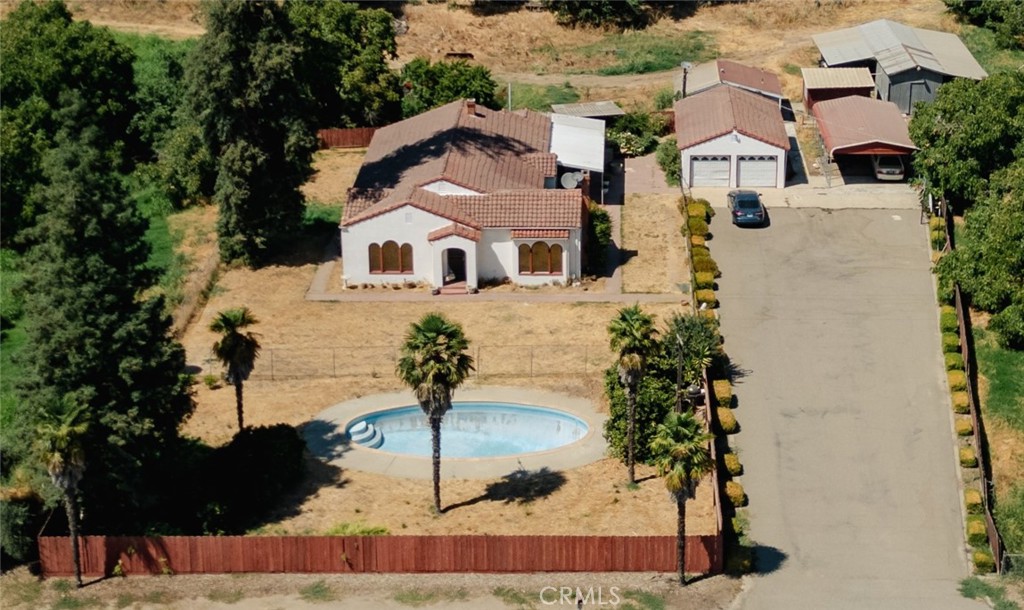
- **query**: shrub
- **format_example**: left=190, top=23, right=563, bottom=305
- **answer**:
left=964, top=488, right=983, bottom=514
left=928, top=216, right=944, bottom=231
left=584, top=202, right=611, bottom=274
left=694, top=271, right=715, bottom=289
left=960, top=446, right=978, bottom=468
left=944, top=352, right=964, bottom=370
left=947, top=370, right=968, bottom=392
left=692, top=257, right=720, bottom=278
left=690, top=235, right=705, bottom=248
left=688, top=216, right=708, bottom=236
left=695, top=198, right=715, bottom=217
left=930, top=228, right=946, bottom=251
left=972, top=549, right=995, bottom=574
left=655, top=137, right=681, bottom=187
left=952, top=391, right=970, bottom=413
left=700, top=309, right=717, bottom=322
left=717, top=407, right=738, bottom=434
left=602, top=350, right=676, bottom=464
left=687, top=202, right=708, bottom=221
left=939, top=311, right=959, bottom=333
left=942, top=332, right=960, bottom=353
left=966, top=516, right=988, bottom=547
left=724, top=543, right=753, bottom=575
left=940, top=304, right=956, bottom=317
left=713, top=379, right=732, bottom=407
left=695, top=289, right=718, bottom=308
left=654, top=87, right=677, bottom=111
left=607, top=130, right=648, bottom=157
left=725, top=481, right=747, bottom=507
left=691, top=245, right=711, bottom=259
left=955, top=418, right=973, bottom=436
left=724, top=452, right=743, bottom=476
left=989, top=304, right=1024, bottom=350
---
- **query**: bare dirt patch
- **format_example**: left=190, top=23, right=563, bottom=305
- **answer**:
left=620, top=193, right=688, bottom=294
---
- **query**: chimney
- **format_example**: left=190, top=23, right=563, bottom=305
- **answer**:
left=466, top=98, right=476, bottom=116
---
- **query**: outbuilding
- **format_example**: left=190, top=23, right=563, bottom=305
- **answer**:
left=802, top=67, right=876, bottom=110
left=813, top=19, right=986, bottom=114
left=679, top=59, right=783, bottom=108
left=674, top=86, right=790, bottom=189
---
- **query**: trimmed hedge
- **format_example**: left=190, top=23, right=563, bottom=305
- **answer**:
left=952, top=391, right=970, bottom=414
left=695, top=289, right=718, bottom=308
left=725, top=481, right=748, bottom=507
left=688, top=216, right=708, bottom=236
left=687, top=202, right=708, bottom=221
left=940, top=311, right=959, bottom=333
left=966, top=516, right=988, bottom=547
left=692, top=257, right=721, bottom=278
left=713, top=379, right=732, bottom=407
left=955, top=418, right=973, bottom=436
left=965, top=488, right=983, bottom=515
left=942, top=332, right=960, bottom=353
left=960, top=446, right=978, bottom=468
left=690, top=235, right=706, bottom=248
left=930, top=228, right=946, bottom=251
left=944, top=352, right=964, bottom=370
left=972, top=549, right=995, bottom=574
left=947, top=370, right=968, bottom=392
left=724, top=452, right=743, bottom=476
left=691, top=245, right=711, bottom=258
left=694, top=271, right=715, bottom=290
left=700, top=309, right=717, bottom=322
left=928, top=216, right=944, bottom=231
left=717, top=407, right=738, bottom=434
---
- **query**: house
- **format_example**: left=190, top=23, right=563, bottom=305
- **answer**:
left=811, top=95, right=917, bottom=159
left=339, top=99, right=601, bottom=290
left=674, top=86, right=790, bottom=189
left=813, top=19, right=987, bottom=114
left=680, top=59, right=784, bottom=108
left=801, top=67, right=876, bottom=110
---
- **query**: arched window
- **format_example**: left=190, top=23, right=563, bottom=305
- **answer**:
left=518, top=241, right=563, bottom=275
left=369, top=242, right=413, bottom=273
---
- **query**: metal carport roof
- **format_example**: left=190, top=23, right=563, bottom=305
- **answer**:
left=812, top=96, right=917, bottom=157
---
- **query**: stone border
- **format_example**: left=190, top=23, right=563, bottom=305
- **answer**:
left=303, top=387, right=607, bottom=480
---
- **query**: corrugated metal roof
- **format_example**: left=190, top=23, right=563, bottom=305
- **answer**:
left=683, top=59, right=782, bottom=99
left=814, top=19, right=986, bottom=79
left=550, top=114, right=605, bottom=172
left=549, top=100, right=625, bottom=118
left=812, top=96, right=918, bottom=156
left=802, top=67, right=875, bottom=90
left=674, top=86, right=789, bottom=151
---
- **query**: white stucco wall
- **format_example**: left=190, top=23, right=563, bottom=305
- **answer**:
left=341, top=205, right=449, bottom=286
left=420, top=180, right=482, bottom=196
left=680, top=131, right=787, bottom=188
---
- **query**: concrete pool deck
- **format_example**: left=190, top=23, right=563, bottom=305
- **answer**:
left=303, top=387, right=608, bottom=480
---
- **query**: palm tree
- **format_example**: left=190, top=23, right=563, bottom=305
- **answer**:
left=396, top=312, right=474, bottom=513
left=649, top=411, right=714, bottom=586
left=210, top=307, right=261, bottom=432
left=608, top=305, right=658, bottom=484
left=35, top=398, right=90, bottom=588
left=666, top=312, right=718, bottom=413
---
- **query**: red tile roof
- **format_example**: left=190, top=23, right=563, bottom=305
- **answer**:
left=427, top=223, right=482, bottom=242
left=450, top=190, right=583, bottom=228
left=674, top=87, right=790, bottom=151
left=510, top=229, right=570, bottom=239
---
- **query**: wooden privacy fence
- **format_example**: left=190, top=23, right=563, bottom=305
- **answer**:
left=317, top=127, right=377, bottom=149
left=39, top=534, right=723, bottom=577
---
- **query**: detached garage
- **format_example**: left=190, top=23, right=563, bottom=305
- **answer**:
left=675, top=87, right=790, bottom=189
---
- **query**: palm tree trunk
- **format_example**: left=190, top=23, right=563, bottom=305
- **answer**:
left=431, top=415, right=442, bottom=513
left=65, top=492, right=83, bottom=588
left=677, top=492, right=687, bottom=586
left=235, top=379, right=245, bottom=432
left=626, top=387, right=636, bottom=484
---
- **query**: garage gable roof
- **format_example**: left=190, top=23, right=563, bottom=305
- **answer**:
left=812, top=96, right=917, bottom=156
left=674, top=86, right=789, bottom=151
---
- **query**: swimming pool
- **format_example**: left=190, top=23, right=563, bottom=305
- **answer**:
left=345, top=402, right=589, bottom=459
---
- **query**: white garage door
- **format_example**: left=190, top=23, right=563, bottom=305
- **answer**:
left=690, top=156, right=730, bottom=187
left=737, top=156, right=778, bottom=187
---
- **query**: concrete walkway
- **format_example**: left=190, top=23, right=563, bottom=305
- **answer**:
left=304, top=387, right=607, bottom=480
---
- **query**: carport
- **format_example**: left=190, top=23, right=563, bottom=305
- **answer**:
left=812, top=96, right=916, bottom=176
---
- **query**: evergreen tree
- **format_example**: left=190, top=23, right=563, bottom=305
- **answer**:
left=184, top=0, right=318, bottom=265
left=13, top=98, right=195, bottom=534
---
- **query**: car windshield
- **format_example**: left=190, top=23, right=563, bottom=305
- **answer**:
left=877, top=156, right=902, bottom=169
left=736, top=197, right=761, bottom=210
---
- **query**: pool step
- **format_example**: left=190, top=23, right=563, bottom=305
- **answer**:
left=348, top=421, right=384, bottom=449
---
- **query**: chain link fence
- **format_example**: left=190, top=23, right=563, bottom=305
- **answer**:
left=244, top=344, right=612, bottom=381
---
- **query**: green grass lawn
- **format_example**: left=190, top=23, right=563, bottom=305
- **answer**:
left=500, top=82, right=580, bottom=111
left=975, top=327, right=1024, bottom=432
left=959, top=25, right=1024, bottom=75
left=536, top=31, right=716, bottom=76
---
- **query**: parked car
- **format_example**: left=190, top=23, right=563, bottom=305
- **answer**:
left=726, top=190, right=767, bottom=227
left=871, top=155, right=905, bottom=181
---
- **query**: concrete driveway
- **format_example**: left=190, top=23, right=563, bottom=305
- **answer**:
left=710, top=208, right=983, bottom=610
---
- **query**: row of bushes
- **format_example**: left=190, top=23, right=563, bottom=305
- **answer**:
left=929, top=219, right=995, bottom=574
left=682, top=197, right=721, bottom=312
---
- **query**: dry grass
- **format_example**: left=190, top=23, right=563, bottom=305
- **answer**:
left=301, top=148, right=365, bottom=206
left=620, top=193, right=688, bottom=294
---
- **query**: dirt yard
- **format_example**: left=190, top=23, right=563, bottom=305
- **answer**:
left=620, top=193, right=687, bottom=294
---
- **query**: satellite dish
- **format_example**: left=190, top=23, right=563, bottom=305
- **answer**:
left=560, top=172, right=581, bottom=189
left=573, top=171, right=584, bottom=182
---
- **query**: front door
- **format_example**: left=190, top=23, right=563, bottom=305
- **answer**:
left=445, top=249, right=466, bottom=284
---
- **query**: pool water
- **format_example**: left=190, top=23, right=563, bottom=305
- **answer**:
left=345, top=402, right=588, bottom=458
